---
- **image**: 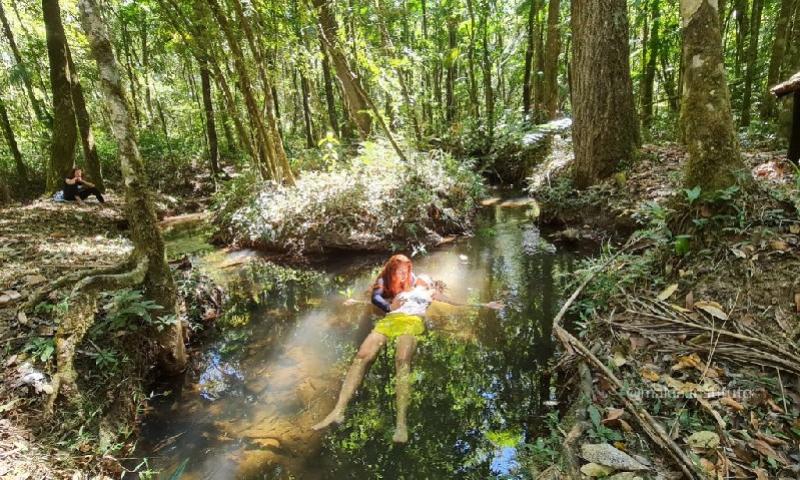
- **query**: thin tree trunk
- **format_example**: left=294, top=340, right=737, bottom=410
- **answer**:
left=200, top=60, right=220, bottom=175
left=318, top=35, right=339, bottom=137
left=228, top=0, right=294, bottom=184
left=313, top=0, right=373, bottom=138
left=481, top=4, right=494, bottom=144
left=680, top=0, right=742, bottom=190
left=522, top=0, right=539, bottom=115
left=0, top=95, right=28, bottom=181
left=641, top=0, right=660, bottom=130
left=0, top=0, right=50, bottom=125
left=761, top=0, right=793, bottom=119
left=466, top=0, right=480, bottom=119
left=300, top=73, right=315, bottom=148
left=534, top=7, right=546, bottom=123
left=571, top=0, right=640, bottom=188
left=66, top=46, right=105, bottom=192
left=77, top=0, right=186, bottom=372
left=445, top=17, right=457, bottom=122
left=740, top=0, right=763, bottom=126
left=543, top=0, right=562, bottom=119
left=43, top=0, right=77, bottom=192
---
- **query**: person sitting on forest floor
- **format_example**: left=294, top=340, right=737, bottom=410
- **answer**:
left=63, top=168, right=105, bottom=204
left=312, top=271, right=502, bottom=443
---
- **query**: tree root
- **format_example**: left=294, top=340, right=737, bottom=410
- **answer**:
left=550, top=240, right=704, bottom=480
left=21, top=261, right=133, bottom=313
left=45, top=256, right=148, bottom=416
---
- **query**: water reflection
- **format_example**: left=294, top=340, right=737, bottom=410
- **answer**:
left=134, top=203, right=582, bottom=479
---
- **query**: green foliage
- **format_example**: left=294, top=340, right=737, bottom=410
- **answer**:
left=214, top=140, right=484, bottom=253
left=23, top=337, right=55, bottom=363
left=586, top=404, right=623, bottom=443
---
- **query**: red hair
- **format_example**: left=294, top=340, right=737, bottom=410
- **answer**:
left=374, top=254, right=413, bottom=298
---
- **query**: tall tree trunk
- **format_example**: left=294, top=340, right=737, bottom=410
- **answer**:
left=0, top=0, right=50, bottom=125
left=570, top=0, right=639, bottom=188
left=740, top=0, right=764, bottom=126
left=43, top=0, right=77, bottom=192
left=319, top=36, right=340, bottom=136
left=228, top=0, right=294, bottom=184
left=199, top=59, right=220, bottom=175
left=445, top=17, right=457, bottom=122
left=522, top=0, right=539, bottom=115
left=659, top=43, right=679, bottom=112
left=481, top=4, right=494, bottom=144
left=300, top=73, right=315, bottom=148
left=680, top=0, right=742, bottom=190
left=641, top=0, right=660, bottom=130
left=733, top=0, right=749, bottom=88
left=0, top=95, right=28, bottom=181
left=465, top=0, right=480, bottom=119
left=77, top=0, right=186, bottom=372
left=533, top=9, right=546, bottom=123
left=205, top=0, right=278, bottom=181
left=313, top=0, right=373, bottom=137
left=543, top=0, right=562, bottom=119
left=761, top=0, right=792, bottom=119
left=66, top=46, right=105, bottom=192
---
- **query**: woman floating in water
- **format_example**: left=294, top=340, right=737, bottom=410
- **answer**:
left=312, top=255, right=501, bottom=443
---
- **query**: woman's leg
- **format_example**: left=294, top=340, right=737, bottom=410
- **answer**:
left=78, top=187, right=105, bottom=203
left=312, top=332, right=387, bottom=430
left=392, top=334, right=417, bottom=443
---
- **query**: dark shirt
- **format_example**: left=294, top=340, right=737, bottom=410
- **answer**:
left=63, top=179, right=82, bottom=200
left=371, top=272, right=417, bottom=313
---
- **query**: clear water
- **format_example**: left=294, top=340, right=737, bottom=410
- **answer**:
left=134, top=201, right=586, bottom=479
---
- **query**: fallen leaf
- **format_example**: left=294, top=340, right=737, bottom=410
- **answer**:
left=754, top=468, right=769, bottom=480
left=751, top=439, right=789, bottom=465
left=687, top=431, right=720, bottom=449
left=618, top=419, right=633, bottom=433
left=669, top=303, right=691, bottom=313
left=685, top=291, right=694, bottom=309
left=766, top=398, right=784, bottom=414
left=629, top=335, right=649, bottom=351
left=640, top=368, right=660, bottom=382
left=719, top=396, right=744, bottom=412
left=17, top=311, right=28, bottom=325
left=672, top=353, right=702, bottom=371
left=603, top=408, right=625, bottom=427
left=755, top=432, right=788, bottom=447
left=612, top=351, right=627, bottom=367
left=790, top=224, right=800, bottom=235
left=770, top=239, right=790, bottom=251
left=657, top=283, right=679, bottom=301
left=730, top=247, right=747, bottom=259
left=23, top=274, right=46, bottom=286
left=694, top=300, right=728, bottom=320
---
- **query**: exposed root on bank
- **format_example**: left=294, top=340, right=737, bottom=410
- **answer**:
left=551, top=251, right=705, bottom=480
left=611, top=297, right=800, bottom=377
left=45, top=256, right=148, bottom=416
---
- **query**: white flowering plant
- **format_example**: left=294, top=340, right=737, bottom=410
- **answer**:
left=213, top=140, right=484, bottom=254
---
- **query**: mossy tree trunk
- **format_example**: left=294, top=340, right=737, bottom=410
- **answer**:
left=570, top=0, right=640, bottom=188
left=43, top=0, right=76, bottom=192
left=77, top=0, right=186, bottom=373
left=640, top=0, right=660, bottom=130
left=679, top=0, right=742, bottom=190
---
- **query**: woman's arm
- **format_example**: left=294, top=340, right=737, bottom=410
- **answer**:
left=371, top=288, right=392, bottom=313
left=65, top=178, right=77, bottom=185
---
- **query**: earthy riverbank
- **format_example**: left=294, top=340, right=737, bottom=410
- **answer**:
left=530, top=140, right=800, bottom=478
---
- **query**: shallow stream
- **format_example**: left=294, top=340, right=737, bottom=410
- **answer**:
left=135, top=199, right=586, bottom=479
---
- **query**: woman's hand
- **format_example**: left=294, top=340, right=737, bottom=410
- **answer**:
left=343, top=298, right=364, bottom=306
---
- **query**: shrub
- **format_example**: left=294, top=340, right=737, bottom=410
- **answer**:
left=213, top=140, right=484, bottom=254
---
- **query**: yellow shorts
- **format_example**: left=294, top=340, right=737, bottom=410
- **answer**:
left=373, top=312, right=425, bottom=338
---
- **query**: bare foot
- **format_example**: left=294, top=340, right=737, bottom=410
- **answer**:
left=392, top=425, right=408, bottom=443
left=311, top=409, right=344, bottom=431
